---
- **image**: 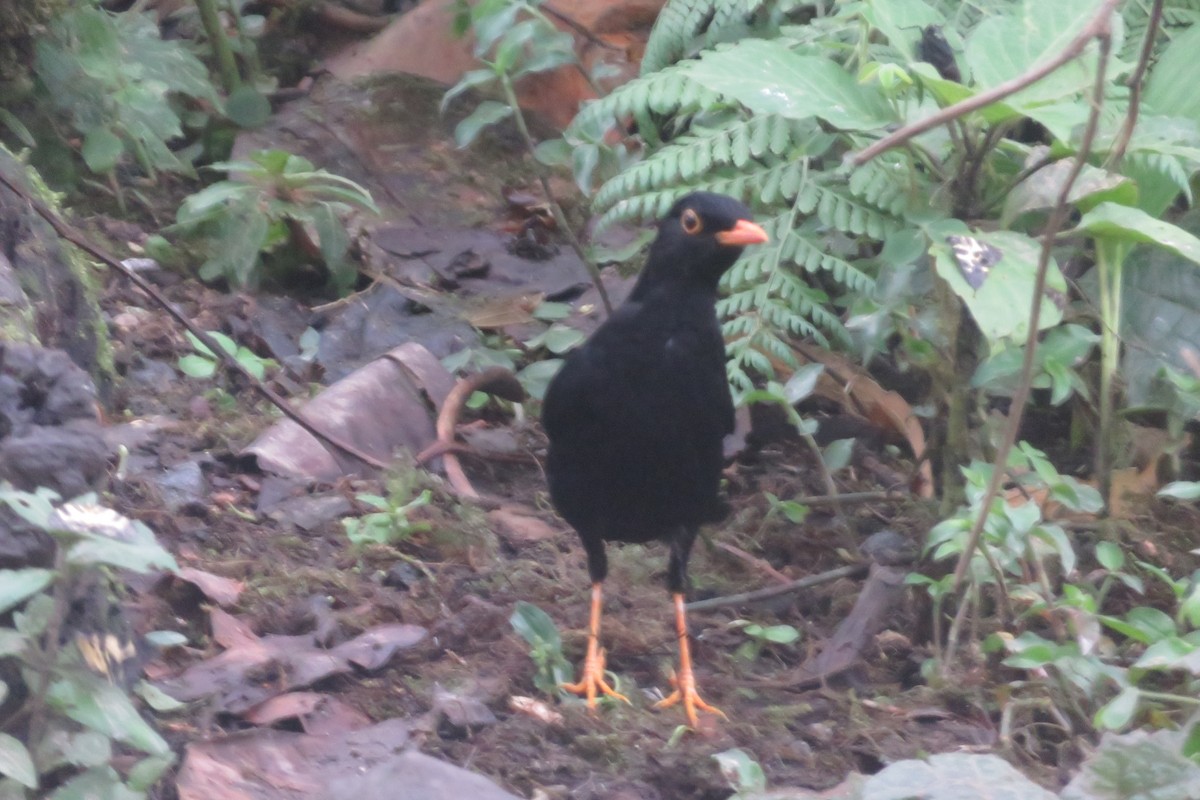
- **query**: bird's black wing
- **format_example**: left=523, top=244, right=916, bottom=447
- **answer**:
left=543, top=293, right=733, bottom=538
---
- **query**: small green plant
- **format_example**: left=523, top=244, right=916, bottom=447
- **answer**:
left=731, top=620, right=801, bottom=662
left=0, top=484, right=179, bottom=798
left=343, top=479, right=433, bottom=547
left=177, top=330, right=276, bottom=382
left=712, top=748, right=767, bottom=798
left=170, top=149, right=378, bottom=294
left=509, top=601, right=575, bottom=698
left=27, top=5, right=220, bottom=192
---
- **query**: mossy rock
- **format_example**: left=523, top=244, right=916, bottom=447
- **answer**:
left=0, top=145, right=115, bottom=402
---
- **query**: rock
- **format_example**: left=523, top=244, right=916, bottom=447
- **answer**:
left=322, top=750, right=521, bottom=800
left=154, top=461, right=208, bottom=513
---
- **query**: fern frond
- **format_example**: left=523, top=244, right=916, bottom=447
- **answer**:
left=569, top=66, right=724, bottom=142
left=642, top=0, right=769, bottom=76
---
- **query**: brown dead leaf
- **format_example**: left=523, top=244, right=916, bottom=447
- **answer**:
left=330, top=624, right=427, bottom=670
left=242, top=343, right=450, bottom=482
left=508, top=695, right=564, bottom=726
left=175, top=567, right=244, bottom=607
left=158, top=613, right=427, bottom=715
left=488, top=507, right=559, bottom=545
left=301, top=697, right=373, bottom=736
left=794, top=343, right=934, bottom=498
left=243, top=691, right=325, bottom=726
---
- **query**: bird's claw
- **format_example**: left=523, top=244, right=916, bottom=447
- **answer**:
left=653, top=669, right=727, bottom=727
left=561, top=647, right=630, bottom=711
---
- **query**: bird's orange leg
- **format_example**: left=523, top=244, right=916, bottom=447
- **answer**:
left=654, top=592, right=726, bottom=726
left=561, top=583, right=630, bottom=710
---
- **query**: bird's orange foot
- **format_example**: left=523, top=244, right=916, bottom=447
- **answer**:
left=654, top=669, right=727, bottom=727
left=561, top=647, right=630, bottom=711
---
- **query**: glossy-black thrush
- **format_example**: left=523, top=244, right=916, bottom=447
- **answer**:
left=542, top=192, right=768, bottom=725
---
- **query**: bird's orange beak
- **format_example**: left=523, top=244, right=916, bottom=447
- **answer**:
left=715, top=219, right=769, bottom=246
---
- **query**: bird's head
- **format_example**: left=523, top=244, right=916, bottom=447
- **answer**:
left=641, top=192, right=769, bottom=291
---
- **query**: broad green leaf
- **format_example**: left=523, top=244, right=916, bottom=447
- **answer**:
left=964, top=0, right=1120, bottom=143
left=516, top=358, right=563, bottom=400
left=783, top=363, right=824, bottom=404
left=1003, top=157, right=1135, bottom=224
left=136, top=681, right=185, bottom=712
left=46, top=766, right=141, bottom=800
left=127, top=754, right=174, bottom=791
left=454, top=101, right=513, bottom=149
left=80, top=127, right=123, bottom=174
left=1075, top=203, right=1200, bottom=264
left=1159, top=481, right=1200, bottom=501
left=822, top=438, right=855, bottom=472
left=863, top=752, right=1057, bottom=800
left=1094, top=686, right=1139, bottom=730
left=47, top=680, right=169, bottom=755
left=225, top=85, right=271, bottom=129
left=1095, top=541, right=1124, bottom=571
left=683, top=40, right=894, bottom=131
left=177, top=354, right=216, bottom=379
left=929, top=226, right=1066, bottom=343
left=0, top=630, right=26, bottom=658
left=0, top=569, right=53, bottom=615
left=862, top=0, right=942, bottom=59
left=1143, top=25, right=1200, bottom=124
left=68, top=535, right=178, bottom=573
left=1134, top=636, right=1200, bottom=671
left=713, top=748, right=767, bottom=793
left=0, top=733, right=36, bottom=789
left=1062, top=729, right=1200, bottom=800
left=510, top=601, right=562, bottom=650
left=441, top=68, right=498, bottom=112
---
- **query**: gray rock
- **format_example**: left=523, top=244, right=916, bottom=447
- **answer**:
left=322, top=750, right=521, bottom=800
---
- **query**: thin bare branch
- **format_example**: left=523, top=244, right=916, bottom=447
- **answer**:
left=686, top=564, right=865, bottom=612
left=853, top=0, right=1124, bottom=166
left=0, top=171, right=389, bottom=470
left=1108, top=0, right=1164, bottom=166
left=948, top=13, right=1116, bottom=610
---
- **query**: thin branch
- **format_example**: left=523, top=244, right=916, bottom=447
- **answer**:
left=686, top=563, right=865, bottom=612
left=499, top=75, right=613, bottom=316
left=0, top=171, right=388, bottom=470
left=852, top=0, right=1124, bottom=166
left=949, top=16, right=1115, bottom=598
left=1107, top=0, right=1164, bottom=166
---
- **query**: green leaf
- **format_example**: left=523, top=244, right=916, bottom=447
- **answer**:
left=1062, top=729, right=1200, bottom=800
left=454, top=101, right=513, bottom=148
left=0, top=733, right=36, bottom=789
left=0, top=630, right=26, bottom=658
left=510, top=602, right=562, bottom=650
left=46, top=766, right=141, bottom=800
left=126, top=754, right=174, bottom=791
left=442, top=68, right=498, bottom=112
left=136, top=681, right=185, bottom=713
left=517, top=358, right=563, bottom=401
left=864, top=752, right=1057, bottom=800
left=1134, top=636, right=1200, bottom=671
left=821, top=438, right=854, bottom=472
left=683, top=40, right=894, bottom=131
left=225, top=85, right=271, bottom=128
left=0, top=109, right=36, bottom=148
left=47, top=679, right=169, bottom=756
left=1075, top=203, right=1200, bottom=264
left=1095, top=541, right=1125, bottom=571
left=1143, top=25, right=1200, bottom=124
left=80, top=127, right=123, bottom=174
left=0, top=569, right=53, bottom=615
left=1094, top=687, right=1139, bottom=731
left=1159, top=481, right=1200, bottom=501
left=713, top=748, right=767, bottom=793
left=177, top=354, right=216, bottom=379
left=783, top=363, right=824, bottom=405
left=1003, top=157, right=1134, bottom=224
left=930, top=226, right=1066, bottom=343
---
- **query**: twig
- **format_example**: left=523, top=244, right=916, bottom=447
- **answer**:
left=714, top=541, right=792, bottom=585
left=791, top=490, right=908, bottom=507
left=1107, top=0, right=1164, bottom=166
left=428, top=367, right=525, bottom=499
left=542, top=4, right=623, bottom=51
left=853, top=0, right=1124, bottom=166
left=686, top=563, right=866, bottom=612
left=499, top=76, right=613, bottom=316
left=0, top=171, right=388, bottom=471
left=946, top=11, right=1116, bottom=661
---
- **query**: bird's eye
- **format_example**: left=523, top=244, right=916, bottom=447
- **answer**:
left=680, top=208, right=703, bottom=235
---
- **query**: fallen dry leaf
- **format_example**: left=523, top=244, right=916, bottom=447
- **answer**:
left=243, top=691, right=325, bottom=726
left=175, top=567, right=244, bottom=607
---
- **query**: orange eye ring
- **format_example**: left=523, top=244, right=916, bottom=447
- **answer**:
left=680, top=208, right=703, bottom=235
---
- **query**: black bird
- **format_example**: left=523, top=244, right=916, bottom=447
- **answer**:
left=542, top=192, right=768, bottom=725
